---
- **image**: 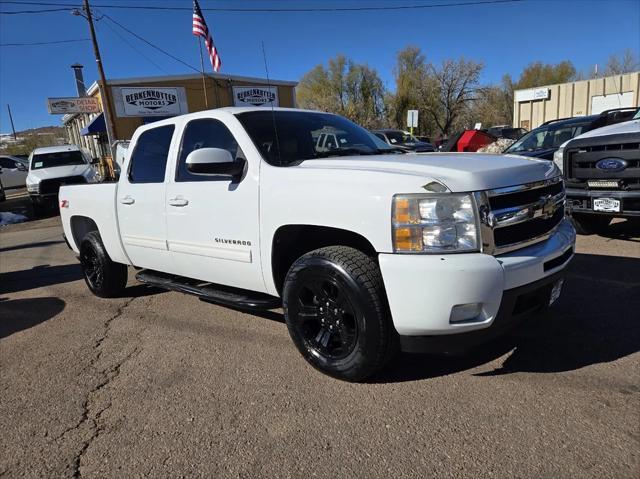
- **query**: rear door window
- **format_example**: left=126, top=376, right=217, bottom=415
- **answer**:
left=129, top=125, right=175, bottom=183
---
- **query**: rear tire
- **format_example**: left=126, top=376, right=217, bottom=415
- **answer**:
left=80, top=231, right=128, bottom=298
left=283, top=246, right=398, bottom=382
left=571, top=213, right=611, bottom=235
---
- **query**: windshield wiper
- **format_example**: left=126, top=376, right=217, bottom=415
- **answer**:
left=315, top=147, right=379, bottom=158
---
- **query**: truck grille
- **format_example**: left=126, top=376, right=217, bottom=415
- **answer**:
left=565, top=136, right=640, bottom=191
left=39, top=176, right=86, bottom=195
left=475, top=176, right=565, bottom=255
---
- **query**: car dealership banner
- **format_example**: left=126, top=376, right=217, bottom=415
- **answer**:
left=232, top=86, right=279, bottom=107
left=113, top=86, right=189, bottom=117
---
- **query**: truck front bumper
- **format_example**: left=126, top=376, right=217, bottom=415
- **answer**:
left=379, top=217, right=576, bottom=352
left=566, top=188, right=640, bottom=217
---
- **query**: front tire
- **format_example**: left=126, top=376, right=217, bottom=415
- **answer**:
left=80, top=231, right=128, bottom=298
left=283, top=246, right=397, bottom=382
left=571, top=213, right=611, bottom=235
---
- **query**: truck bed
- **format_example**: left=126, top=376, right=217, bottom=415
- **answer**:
left=59, top=182, right=130, bottom=265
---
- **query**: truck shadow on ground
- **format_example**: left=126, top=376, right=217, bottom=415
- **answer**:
left=0, top=264, right=85, bottom=294
left=0, top=297, right=66, bottom=339
left=0, top=264, right=165, bottom=298
left=594, top=218, right=640, bottom=242
left=373, top=252, right=640, bottom=383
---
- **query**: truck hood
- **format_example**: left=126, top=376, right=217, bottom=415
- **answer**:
left=571, top=119, right=639, bottom=140
left=296, top=152, right=559, bottom=192
left=27, top=164, right=92, bottom=183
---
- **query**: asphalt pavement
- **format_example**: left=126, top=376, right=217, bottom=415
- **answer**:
left=1, top=214, right=638, bottom=478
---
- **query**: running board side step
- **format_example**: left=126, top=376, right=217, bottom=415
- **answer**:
left=135, top=270, right=281, bottom=311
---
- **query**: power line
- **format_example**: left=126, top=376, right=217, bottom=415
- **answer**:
left=95, top=11, right=168, bottom=74
left=0, top=7, right=72, bottom=14
left=1, top=0, right=525, bottom=13
left=100, top=14, right=201, bottom=74
left=0, top=38, right=89, bottom=46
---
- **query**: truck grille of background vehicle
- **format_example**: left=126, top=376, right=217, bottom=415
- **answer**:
left=475, top=176, right=566, bottom=255
left=39, top=176, right=87, bottom=195
left=566, top=141, right=640, bottom=191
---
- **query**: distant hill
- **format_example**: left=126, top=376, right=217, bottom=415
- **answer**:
left=0, top=125, right=67, bottom=155
left=15, top=125, right=65, bottom=136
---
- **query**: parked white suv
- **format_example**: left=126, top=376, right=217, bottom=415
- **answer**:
left=59, top=107, right=575, bottom=381
left=27, top=145, right=100, bottom=215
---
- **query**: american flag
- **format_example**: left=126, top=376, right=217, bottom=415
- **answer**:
left=192, top=0, right=221, bottom=72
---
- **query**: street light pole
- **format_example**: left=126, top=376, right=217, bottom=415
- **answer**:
left=82, top=0, right=117, bottom=174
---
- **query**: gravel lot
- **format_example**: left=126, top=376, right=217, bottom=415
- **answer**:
left=1, top=213, right=638, bottom=478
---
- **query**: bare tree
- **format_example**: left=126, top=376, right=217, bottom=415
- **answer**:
left=426, top=58, right=483, bottom=136
left=604, top=49, right=639, bottom=75
left=297, top=54, right=386, bottom=128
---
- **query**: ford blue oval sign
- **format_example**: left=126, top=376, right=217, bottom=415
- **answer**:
left=595, top=158, right=626, bottom=172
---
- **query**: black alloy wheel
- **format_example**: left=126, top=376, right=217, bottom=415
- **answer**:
left=80, top=242, right=104, bottom=292
left=283, top=246, right=398, bottom=381
left=289, top=275, right=359, bottom=360
left=79, top=231, right=128, bottom=298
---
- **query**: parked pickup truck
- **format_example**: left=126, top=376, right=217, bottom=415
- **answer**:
left=27, top=145, right=101, bottom=216
left=59, top=107, right=575, bottom=381
left=555, top=108, right=640, bottom=234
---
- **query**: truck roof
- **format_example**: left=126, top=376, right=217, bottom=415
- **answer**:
left=32, top=144, right=81, bottom=155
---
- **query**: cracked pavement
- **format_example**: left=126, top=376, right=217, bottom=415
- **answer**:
left=1, top=216, right=639, bottom=478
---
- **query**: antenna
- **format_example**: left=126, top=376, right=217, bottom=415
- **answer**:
left=261, top=41, right=282, bottom=166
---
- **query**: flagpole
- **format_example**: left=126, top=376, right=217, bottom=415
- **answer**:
left=198, top=37, right=209, bottom=109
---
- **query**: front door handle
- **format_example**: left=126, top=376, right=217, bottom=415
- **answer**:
left=168, top=197, right=189, bottom=207
left=120, top=196, right=135, bottom=205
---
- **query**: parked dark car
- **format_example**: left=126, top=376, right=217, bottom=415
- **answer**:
left=373, top=129, right=435, bottom=152
left=504, top=107, right=638, bottom=160
left=486, top=125, right=527, bottom=140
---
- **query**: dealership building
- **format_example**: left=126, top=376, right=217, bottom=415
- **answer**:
left=62, top=71, right=298, bottom=159
left=512, top=71, right=640, bottom=130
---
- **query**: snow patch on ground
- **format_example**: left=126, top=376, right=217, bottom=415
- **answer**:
left=0, top=212, right=29, bottom=226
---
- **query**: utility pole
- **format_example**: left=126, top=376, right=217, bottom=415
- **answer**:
left=81, top=0, right=117, bottom=174
left=6, top=104, right=17, bottom=141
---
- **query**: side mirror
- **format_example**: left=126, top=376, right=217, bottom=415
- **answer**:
left=16, top=163, right=27, bottom=172
left=91, top=157, right=100, bottom=165
left=186, top=147, right=245, bottom=179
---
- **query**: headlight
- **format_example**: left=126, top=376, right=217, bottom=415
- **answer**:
left=392, top=193, right=480, bottom=253
left=553, top=147, right=564, bottom=173
left=27, top=183, right=39, bottom=194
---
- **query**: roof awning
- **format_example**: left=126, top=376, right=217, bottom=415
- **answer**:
left=80, top=113, right=105, bottom=135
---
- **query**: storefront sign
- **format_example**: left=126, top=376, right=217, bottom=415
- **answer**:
left=232, top=86, right=279, bottom=107
left=113, top=86, right=188, bottom=117
left=47, top=97, right=101, bottom=114
left=515, top=88, right=550, bottom=103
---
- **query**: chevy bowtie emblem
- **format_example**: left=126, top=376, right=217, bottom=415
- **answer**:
left=541, top=194, right=556, bottom=219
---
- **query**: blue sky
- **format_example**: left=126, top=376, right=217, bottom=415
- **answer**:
left=1, top=0, right=639, bottom=132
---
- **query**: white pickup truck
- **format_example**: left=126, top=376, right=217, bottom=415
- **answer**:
left=60, top=107, right=575, bottom=381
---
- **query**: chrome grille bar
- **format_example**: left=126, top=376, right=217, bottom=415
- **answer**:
left=474, top=177, right=565, bottom=255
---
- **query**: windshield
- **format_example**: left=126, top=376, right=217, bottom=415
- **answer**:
left=385, top=130, right=418, bottom=145
left=634, top=109, right=640, bottom=120
left=236, top=111, right=395, bottom=166
left=30, top=151, right=86, bottom=170
left=506, top=121, right=591, bottom=153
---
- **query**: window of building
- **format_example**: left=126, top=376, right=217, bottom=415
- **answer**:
left=128, top=125, right=174, bottom=183
left=176, top=119, right=243, bottom=182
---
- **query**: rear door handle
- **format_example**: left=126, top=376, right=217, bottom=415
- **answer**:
left=168, top=197, right=189, bottom=207
left=120, top=196, right=135, bottom=205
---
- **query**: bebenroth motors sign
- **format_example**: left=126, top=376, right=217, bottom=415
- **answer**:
left=114, top=86, right=189, bottom=117
left=233, top=86, right=279, bottom=107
